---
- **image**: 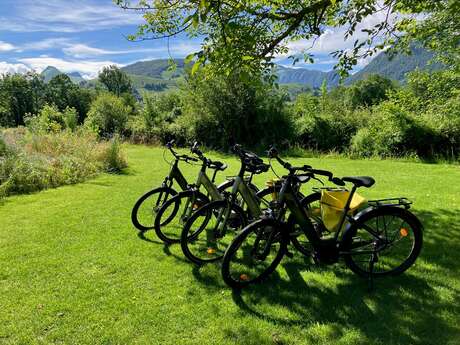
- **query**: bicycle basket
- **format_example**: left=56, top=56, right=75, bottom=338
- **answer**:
left=320, top=189, right=367, bottom=232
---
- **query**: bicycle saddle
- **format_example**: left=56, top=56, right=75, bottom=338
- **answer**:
left=342, top=176, right=375, bottom=188
left=208, top=160, right=227, bottom=171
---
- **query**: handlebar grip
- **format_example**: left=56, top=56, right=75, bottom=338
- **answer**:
left=311, top=169, right=332, bottom=178
left=331, top=177, right=345, bottom=186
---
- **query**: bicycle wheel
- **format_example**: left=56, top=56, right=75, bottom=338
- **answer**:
left=154, top=190, right=210, bottom=244
left=342, top=206, right=423, bottom=277
left=290, top=192, right=322, bottom=256
left=181, top=200, right=246, bottom=264
left=221, top=219, right=287, bottom=288
left=131, top=187, right=178, bottom=232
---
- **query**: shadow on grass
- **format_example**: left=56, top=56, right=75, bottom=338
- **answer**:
left=189, top=208, right=460, bottom=344
left=136, top=231, right=163, bottom=245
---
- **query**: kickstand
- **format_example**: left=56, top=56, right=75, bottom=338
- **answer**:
left=368, top=253, right=377, bottom=292
left=368, top=252, right=377, bottom=292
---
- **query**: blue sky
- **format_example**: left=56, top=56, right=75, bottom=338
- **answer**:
left=0, top=0, right=387, bottom=78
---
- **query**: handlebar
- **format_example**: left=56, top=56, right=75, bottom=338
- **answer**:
left=268, top=145, right=344, bottom=186
left=165, top=140, right=199, bottom=163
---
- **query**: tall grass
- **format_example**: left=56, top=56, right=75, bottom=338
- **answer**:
left=0, top=128, right=127, bottom=198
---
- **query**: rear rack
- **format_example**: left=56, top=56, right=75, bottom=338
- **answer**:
left=368, top=197, right=412, bottom=209
left=312, top=186, right=348, bottom=193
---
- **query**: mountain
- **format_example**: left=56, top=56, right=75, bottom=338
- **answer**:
left=346, top=46, right=443, bottom=84
left=41, top=66, right=62, bottom=82
left=276, top=46, right=443, bottom=88
left=121, top=59, right=186, bottom=79
left=67, top=71, right=85, bottom=84
left=40, top=66, right=86, bottom=84
left=276, top=66, right=339, bottom=88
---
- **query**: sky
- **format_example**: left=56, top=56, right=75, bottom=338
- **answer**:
left=0, top=0, right=391, bottom=79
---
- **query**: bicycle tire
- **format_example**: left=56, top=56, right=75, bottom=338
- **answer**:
left=181, top=200, right=246, bottom=264
left=221, top=219, right=287, bottom=289
left=341, top=206, right=423, bottom=277
left=131, top=187, right=178, bottom=232
left=154, top=190, right=210, bottom=244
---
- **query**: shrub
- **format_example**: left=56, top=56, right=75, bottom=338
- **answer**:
left=85, top=93, right=131, bottom=137
left=97, top=135, right=128, bottom=173
left=350, top=102, right=434, bottom=157
left=178, top=69, right=294, bottom=150
left=25, top=104, right=78, bottom=132
left=0, top=128, right=127, bottom=198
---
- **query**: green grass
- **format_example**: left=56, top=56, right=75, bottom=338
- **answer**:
left=1, top=145, right=460, bottom=345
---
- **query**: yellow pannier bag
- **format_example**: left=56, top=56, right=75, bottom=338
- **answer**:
left=320, top=189, right=367, bottom=232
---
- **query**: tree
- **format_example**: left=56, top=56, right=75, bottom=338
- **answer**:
left=85, top=93, right=131, bottom=137
left=346, top=74, right=395, bottom=108
left=45, top=74, right=93, bottom=123
left=116, top=0, right=459, bottom=77
left=0, top=72, right=45, bottom=126
left=98, top=65, right=133, bottom=96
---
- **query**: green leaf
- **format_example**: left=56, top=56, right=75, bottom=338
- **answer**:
left=184, top=53, right=196, bottom=64
left=241, top=56, right=254, bottom=61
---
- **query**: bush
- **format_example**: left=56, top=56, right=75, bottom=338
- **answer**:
left=85, top=93, right=131, bottom=137
left=350, top=102, right=434, bottom=157
left=97, top=135, right=128, bottom=173
left=0, top=128, right=127, bottom=198
left=25, top=104, right=78, bottom=132
left=177, top=69, right=294, bottom=150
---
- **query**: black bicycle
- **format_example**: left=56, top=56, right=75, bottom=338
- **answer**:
left=222, top=147, right=423, bottom=289
left=131, top=141, right=234, bottom=234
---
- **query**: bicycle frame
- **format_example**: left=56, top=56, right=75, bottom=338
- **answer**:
left=229, top=176, right=262, bottom=217
left=176, top=163, right=224, bottom=224
left=162, top=159, right=189, bottom=191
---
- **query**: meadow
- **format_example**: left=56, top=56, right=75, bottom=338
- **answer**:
left=1, top=145, right=459, bottom=345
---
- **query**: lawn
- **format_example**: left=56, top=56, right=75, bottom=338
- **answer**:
left=1, top=145, right=460, bottom=345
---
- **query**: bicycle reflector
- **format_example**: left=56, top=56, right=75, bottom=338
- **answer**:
left=239, top=274, right=249, bottom=281
left=400, top=228, right=409, bottom=237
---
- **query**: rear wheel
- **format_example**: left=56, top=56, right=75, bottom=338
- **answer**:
left=342, top=207, right=423, bottom=277
left=131, top=187, right=177, bottom=232
left=154, top=191, right=209, bottom=244
left=181, top=201, right=246, bottom=264
left=221, top=219, right=287, bottom=288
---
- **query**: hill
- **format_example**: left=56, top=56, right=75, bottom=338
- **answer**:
left=121, top=59, right=186, bottom=79
left=40, top=66, right=86, bottom=84
left=276, top=66, right=339, bottom=88
left=346, top=46, right=443, bottom=84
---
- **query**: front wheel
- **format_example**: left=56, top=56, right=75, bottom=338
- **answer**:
left=341, top=207, right=423, bottom=277
left=154, top=190, right=209, bottom=244
left=131, top=187, right=178, bottom=232
left=221, top=219, right=287, bottom=289
left=181, top=201, right=246, bottom=265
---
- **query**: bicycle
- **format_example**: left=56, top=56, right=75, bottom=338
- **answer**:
left=180, top=144, right=275, bottom=264
left=154, top=143, right=263, bottom=244
left=222, top=147, right=423, bottom=289
left=131, top=140, right=234, bottom=234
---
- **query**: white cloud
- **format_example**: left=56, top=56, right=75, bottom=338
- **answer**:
left=0, top=0, right=143, bottom=33
left=0, top=62, right=31, bottom=74
left=0, top=41, right=15, bottom=52
left=18, top=38, right=71, bottom=52
left=284, top=9, right=401, bottom=61
left=18, top=57, right=120, bottom=79
left=62, top=41, right=201, bottom=58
